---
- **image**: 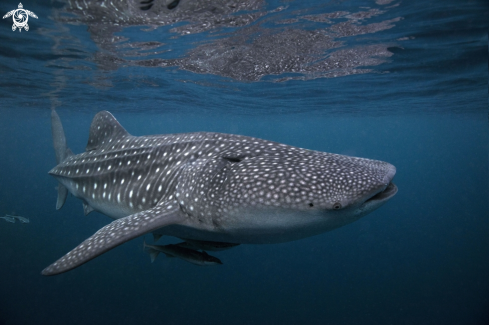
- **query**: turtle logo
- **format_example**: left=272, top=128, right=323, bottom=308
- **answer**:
left=3, top=3, right=38, bottom=32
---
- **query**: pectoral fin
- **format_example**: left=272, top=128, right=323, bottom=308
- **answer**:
left=42, top=201, right=183, bottom=276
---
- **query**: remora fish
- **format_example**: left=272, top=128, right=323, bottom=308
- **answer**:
left=0, top=216, right=15, bottom=223
left=144, top=241, right=223, bottom=266
left=6, top=215, right=30, bottom=223
left=42, top=110, right=397, bottom=275
left=175, top=239, right=240, bottom=252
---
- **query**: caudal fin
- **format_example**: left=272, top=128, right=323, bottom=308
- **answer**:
left=148, top=249, right=160, bottom=263
left=51, top=109, right=73, bottom=210
left=56, top=185, right=68, bottom=210
left=143, top=239, right=160, bottom=263
left=51, top=109, right=67, bottom=164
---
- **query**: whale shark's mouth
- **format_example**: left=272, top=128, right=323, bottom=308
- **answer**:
left=365, top=182, right=398, bottom=204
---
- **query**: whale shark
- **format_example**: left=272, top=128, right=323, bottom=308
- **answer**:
left=42, top=109, right=397, bottom=275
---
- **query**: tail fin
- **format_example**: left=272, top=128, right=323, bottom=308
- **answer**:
left=51, top=109, right=73, bottom=210
left=143, top=240, right=159, bottom=263
left=51, top=109, right=67, bottom=164
left=56, top=185, right=68, bottom=210
left=148, top=249, right=159, bottom=263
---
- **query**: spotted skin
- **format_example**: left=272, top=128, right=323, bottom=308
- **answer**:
left=42, top=111, right=397, bottom=275
left=42, top=202, right=181, bottom=275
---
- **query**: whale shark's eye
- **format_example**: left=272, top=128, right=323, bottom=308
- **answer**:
left=308, top=203, right=314, bottom=207
left=333, top=202, right=342, bottom=210
left=140, top=0, right=153, bottom=10
left=222, top=157, right=243, bottom=162
left=167, top=0, right=180, bottom=10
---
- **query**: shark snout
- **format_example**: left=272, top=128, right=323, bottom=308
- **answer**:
left=361, top=163, right=397, bottom=207
left=382, top=163, right=396, bottom=186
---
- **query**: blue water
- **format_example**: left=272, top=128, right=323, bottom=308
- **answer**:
left=0, top=0, right=487, bottom=324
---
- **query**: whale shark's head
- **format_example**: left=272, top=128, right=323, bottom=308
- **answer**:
left=176, top=143, right=397, bottom=241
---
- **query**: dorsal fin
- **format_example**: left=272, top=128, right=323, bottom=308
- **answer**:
left=86, top=111, right=130, bottom=151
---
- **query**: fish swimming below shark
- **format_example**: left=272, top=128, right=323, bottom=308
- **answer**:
left=173, top=238, right=240, bottom=252
left=144, top=241, right=223, bottom=266
left=42, top=109, right=397, bottom=276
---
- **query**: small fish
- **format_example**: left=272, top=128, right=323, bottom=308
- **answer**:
left=0, top=216, right=16, bottom=223
left=175, top=239, right=240, bottom=252
left=144, top=241, right=222, bottom=266
left=6, top=215, right=29, bottom=223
